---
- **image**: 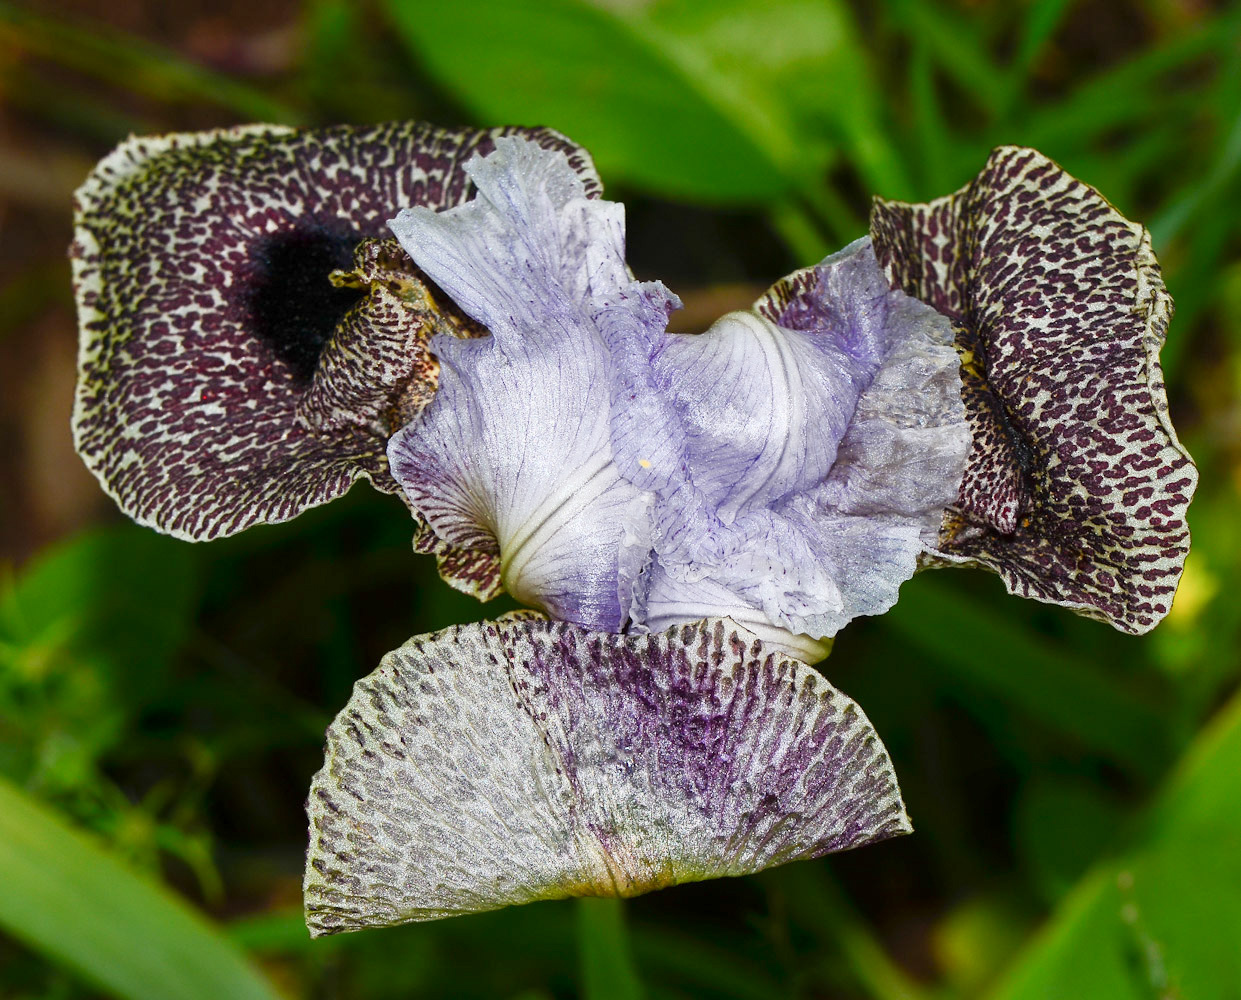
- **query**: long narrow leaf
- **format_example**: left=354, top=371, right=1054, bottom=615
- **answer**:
left=577, top=898, right=645, bottom=1000
left=0, top=3, right=302, bottom=124
left=1017, top=12, right=1235, bottom=151
left=995, top=0, right=1077, bottom=118
left=0, top=777, right=281, bottom=1000
left=885, top=0, right=1006, bottom=116
left=882, top=577, right=1171, bottom=779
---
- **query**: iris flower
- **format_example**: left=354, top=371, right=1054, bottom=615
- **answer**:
left=70, top=122, right=1195, bottom=935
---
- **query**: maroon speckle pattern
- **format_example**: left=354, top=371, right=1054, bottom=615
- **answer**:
left=870, top=146, right=1197, bottom=632
left=71, top=121, right=599, bottom=541
left=304, top=618, right=908, bottom=932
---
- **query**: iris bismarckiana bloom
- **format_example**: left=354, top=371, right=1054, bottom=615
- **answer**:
left=69, top=123, right=919, bottom=935
left=69, top=121, right=1196, bottom=935
left=870, top=148, right=1198, bottom=633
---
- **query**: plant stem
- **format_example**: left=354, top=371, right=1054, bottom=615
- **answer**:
left=576, top=896, right=645, bottom=1000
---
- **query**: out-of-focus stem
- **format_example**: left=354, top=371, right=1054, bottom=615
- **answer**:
left=576, top=896, right=645, bottom=1000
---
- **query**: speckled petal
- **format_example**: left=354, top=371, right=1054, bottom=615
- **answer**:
left=304, top=617, right=910, bottom=933
left=71, top=121, right=598, bottom=541
left=870, top=146, right=1198, bottom=633
left=388, top=138, right=664, bottom=628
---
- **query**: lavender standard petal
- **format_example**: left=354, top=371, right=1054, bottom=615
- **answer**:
left=389, top=141, right=967, bottom=644
left=637, top=239, right=968, bottom=639
left=304, top=618, right=910, bottom=933
left=388, top=138, right=663, bottom=629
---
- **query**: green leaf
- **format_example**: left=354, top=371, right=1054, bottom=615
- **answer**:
left=384, top=0, right=903, bottom=203
left=907, top=38, right=955, bottom=197
left=0, top=3, right=302, bottom=124
left=0, top=526, right=200, bottom=794
left=1, top=524, right=198, bottom=686
left=885, top=0, right=1006, bottom=117
left=576, top=898, right=645, bottom=1000
left=763, top=863, right=930, bottom=1000
left=1017, top=13, right=1234, bottom=154
left=994, top=0, right=1076, bottom=119
left=630, top=926, right=786, bottom=1000
left=1014, top=776, right=1126, bottom=904
left=0, top=775, right=281, bottom=1000
left=639, top=0, right=910, bottom=196
left=988, top=689, right=1241, bottom=1000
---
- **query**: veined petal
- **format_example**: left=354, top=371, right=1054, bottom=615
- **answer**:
left=636, top=239, right=969, bottom=640
left=304, top=617, right=910, bottom=933
left=389, top=140, right=968, bottom=646
left=870, top=146, right=1198, bottom=633
left=71, top=121, right=598, bottom=541
left=388, top=138, right=667, bottom=629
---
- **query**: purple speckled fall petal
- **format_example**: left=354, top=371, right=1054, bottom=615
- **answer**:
left=870, top=146, right=1198, bottom=633
left=71, top=121, right=598, bottom=542
left=303, top=617, right=910, bottom=933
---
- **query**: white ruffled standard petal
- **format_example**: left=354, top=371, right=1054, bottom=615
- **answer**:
left=304, top=618, right=910, bottom=934
left=388, top=139, right=969, bottom=650
left=635, top=239, right=970, bottom=641
left=388, top=138, right=669, bottom=628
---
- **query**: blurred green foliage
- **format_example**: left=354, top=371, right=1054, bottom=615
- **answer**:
left=1, top=0, right=1239, bottom=997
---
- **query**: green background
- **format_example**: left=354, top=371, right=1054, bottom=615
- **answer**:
left=1, top=0, right=1239, bottom=997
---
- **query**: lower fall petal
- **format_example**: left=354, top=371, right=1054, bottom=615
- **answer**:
left=304, top=618, right=909, bottom=934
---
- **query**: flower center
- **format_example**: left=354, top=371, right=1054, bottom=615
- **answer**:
left=498, top=450, right=626, bottom=612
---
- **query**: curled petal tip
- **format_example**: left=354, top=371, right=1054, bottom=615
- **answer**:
left=304, top=617, right=909, bottom=934
left=871, top=145, right=1198, bottom=633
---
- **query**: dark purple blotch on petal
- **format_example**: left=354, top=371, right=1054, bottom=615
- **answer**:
left=71, top=121, right=598, bottom=542
left=243, top=223, right=368, bottom=382
left=870, top=146, right=1197, bottom=633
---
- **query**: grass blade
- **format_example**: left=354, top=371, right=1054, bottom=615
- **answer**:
left=0, top=776, right=281, bottom=1000
left=882, top=576, right=1172, bottom=779
left=0, top=3, right=302, bottom=124
left=995, top=0, right=1077, bottom=118
left=886, top=0, right=1006, bottom=117
left=764, top=864, right=929, bottom=1000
